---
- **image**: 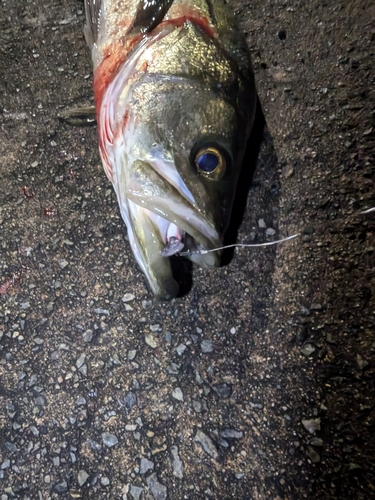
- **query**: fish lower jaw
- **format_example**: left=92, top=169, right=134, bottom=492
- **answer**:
left=160, top=221, right=220, bottom=270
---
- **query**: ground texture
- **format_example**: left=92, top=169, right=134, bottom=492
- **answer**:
left=0, top=1, right=374, bottom=499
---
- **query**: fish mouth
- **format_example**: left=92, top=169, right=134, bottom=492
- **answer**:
left=118, top=160, right=221, bottom=300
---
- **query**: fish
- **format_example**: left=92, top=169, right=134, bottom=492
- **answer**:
left=83, top=0, right=256, bottom=299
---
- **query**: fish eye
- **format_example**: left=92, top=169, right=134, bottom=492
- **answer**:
left=194, top=147, right=227, bottom=180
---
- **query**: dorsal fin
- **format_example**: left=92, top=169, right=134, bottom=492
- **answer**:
left=130, top=0, right=175, bottom=35
left=84, top=0, right=102, bottom=48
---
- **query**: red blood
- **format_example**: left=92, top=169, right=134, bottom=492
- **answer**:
left=43, top=207, right=57, bottom=217
left=22, top=186, right=34, bottom=199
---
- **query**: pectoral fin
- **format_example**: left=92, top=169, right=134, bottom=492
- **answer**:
left=58, top=106, right=96, bottom=126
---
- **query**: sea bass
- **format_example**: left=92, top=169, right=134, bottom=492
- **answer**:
left=84, top=0, right=256, bottom=299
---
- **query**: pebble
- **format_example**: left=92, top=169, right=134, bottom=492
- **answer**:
left=130, top=485, right=144, bottom=500
left=128, top=350, right=137, bottom=360
left=300, top=344, right=316, bottom=356
left=122, top=391, right=137, bottom=411
left=5, top=443, right=16, bottom=453
left=220, top=429, right=244, bottom=439
left=145, top=473, right=167, bottom=500
left=76, top=396, right=86, bottom=406
left=212, top=383, right=233, bottom=399
left=139, top=458, right=154, bottom=474
left=167, top=363, right=180, bottom=375
left=266, top=227, right=276, bottom=236
left=58, top=259, right=68, bottom=269
left=101, top=477, right=110, bottom=486
left=200, top=340, right=213, bottom=353
left=82, top=330, right=93, bottom=342
left=258, top=218, right=266, bottom=228
left=306, top=446, right=321, bottom=463
left=94, top=308, right=109, bottom=315
left=145, top=334, right=158, bottom=348
left=125, top=424, right=137, bottom=431
left=122, top=293, right=135, bottom=302
left=176, top=344, right=187, bottom=355
left=302, top=418, right=321, bottom=434
left=170, top=446, right=184, bottom=478
left=356, top=354, right=369, bottom=370
left=76, top=354, right=86, bottom=368
left=1, top=460, right=10, bottom=470
left=150, top=324, right=161, bottom=332
left=194, top=430, right=219, bottom=460
left=172, top=387, right=183, bottom=401
left=309, top=437, right=323, bottom=447
left=102, top=432, right=118, bottom=447
left=78, top=470, right=89, bottom=486
left=53, top=481, right=68, bottom=494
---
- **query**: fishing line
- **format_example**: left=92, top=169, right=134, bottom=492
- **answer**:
left=173, top=206, right=375, bottom=257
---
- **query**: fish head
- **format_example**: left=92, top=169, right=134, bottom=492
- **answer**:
left=102, top=23, right=256, bottom=299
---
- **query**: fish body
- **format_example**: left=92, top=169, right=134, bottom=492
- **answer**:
left=84, top=0, right=256, bottom=299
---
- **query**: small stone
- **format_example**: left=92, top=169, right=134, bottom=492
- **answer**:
left=139, top=458, right=154, bottom=474
left=266, top=228, right=276, bottom=236
left=94, top=308, right=109, bottom=315
left=129, top=485, right=144, bottom=500
left=122, top=293, right=135, bottom=302
left=194, top=430, right=219, bottom=460
left=58, top=259, right=69, bottom=269
left=167, top=363, right=180, bottom=375
left=192, top=400, right=202, bottom=413
left=172, top=387, right=183, bottom=401
left=145, top=473, right=167, bottom=500
left=302, top=418, right=321, bottom=434
left=212, top=383, right=233, bottom=399
left=82, top=330, right=93, bottom=342
left=145, top=333, right=158, bottom=348
left=220, top=428, right=243, bottom=439
left=356, top=354, right=369, bottom=370
left=122, top=391, right=137, bottom=411
left=258, top=218, right=266, bottom=228
left=309, top=437, right=323, bottom=447
left=76, top=396, right=86, bottom=406
left=170, top=446, right=184, bottom=478
left=176, top=344, right=187, bottom=355
left=5, top=442, right=16, bottom=453
left=200, top=340, right=213, bottom=353
left=76, top=354, right=86, bottom=368
left=306, top=446, right=321, bottom=463
left=102, top=432, right=118, bottom=447
left=53, top=481, right=68, bottom=494
left=310, top=303, right=322, bottom=311
left=79, top=364, right=88, bottom=376
left=150, top=324, right=161, bottom=332
left=1, top=460, right=10, bottom=469
left=300, top=344, right=316, bottom=356
left=125, top=424, right=137, bottom=431
left=142, top=300, right=153, bottom=310
left=78, top=470, right=89, bottom=486
left=101, top=477, right=110, bottom=486
left=128, top=350, right=137, bottom=360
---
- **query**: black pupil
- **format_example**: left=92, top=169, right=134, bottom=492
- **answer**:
left=197, top=152, right=219, bottom=172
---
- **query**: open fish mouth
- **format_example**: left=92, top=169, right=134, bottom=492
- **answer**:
left=114, top=159, right=222, bottom=300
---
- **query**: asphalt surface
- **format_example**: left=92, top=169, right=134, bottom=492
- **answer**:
left=0, top=1, right=374, bottom=499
